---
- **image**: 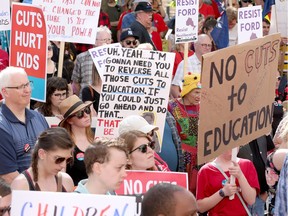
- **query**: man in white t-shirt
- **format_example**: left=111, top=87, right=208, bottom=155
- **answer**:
left=170, top=34, right=212, bottom=98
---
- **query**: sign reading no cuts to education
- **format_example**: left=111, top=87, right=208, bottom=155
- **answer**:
left=237, top=5, right=263, bottom=44
left=198, top=34, right=281, bottom=164
left=32, top=0, right=101, bottom=44
left=175, top=0, right=199, bottom=43
left=95, top=48, right=175, bottom=149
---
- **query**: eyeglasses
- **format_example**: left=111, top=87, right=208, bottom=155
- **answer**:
left=53, top=92, right=67, bottom=99
left=71, top=106, right=91, bottom=119
left=124, top=40, right=139, bottom=46
left=0, top=206, right=11, bottom=216
left=200, top=44, right=212, bottom=48
left=54, top=156, right=73, bottom=164
left=5, top=81, right=33, bottom=90
left=96, top=38, right=112, bottom=43
left=48, top=45, right=53, bottom=51
left=129, top=141, right=155, bottom=154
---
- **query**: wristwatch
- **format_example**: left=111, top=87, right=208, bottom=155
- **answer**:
left=219, top=189, right=225, bottom=198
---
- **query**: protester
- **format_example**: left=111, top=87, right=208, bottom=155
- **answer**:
left=0, top=178, right=11, bottom=216
left=262, top=18, right=270, bottom=36
left=0, top=67, right=49, bottom=184
left=35, top=77, right=68, bottom=117
left=120, top=28, right=140, bottom=48
left=141, top=183, right=197, bottom=216
left=11, top=128, right=74, bottom=192
left=118, top=115, right=172, bottom=171
left=59, top=95, right=94, bottom=186
left=168, top=74, right=201, bottom=194
left=72, top=26, right=112, bottom=97
left=74, top=139, right=128, bottom=194
left=46, top=41, right=57, bottom=78
left=130, top=2, right=157, bottom=50
left=197, top=149, right=259, bottom=215
left=273, top=118, right=288, bottom=215
left=227, top=6, right=238, bottom=47
left=171, top=34, right=212, bottom=98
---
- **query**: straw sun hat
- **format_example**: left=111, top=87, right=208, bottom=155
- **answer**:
left=58, top=95, right=92, bottom=127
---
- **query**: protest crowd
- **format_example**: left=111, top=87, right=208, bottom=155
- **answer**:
left=0, top=0, right=287, bottom=215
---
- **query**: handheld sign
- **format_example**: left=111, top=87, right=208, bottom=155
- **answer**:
left=0, top=0, right=11, bottom=31
left=11, top=190, right=136, bottom=215
left=238, top=6, right=263, bottom=44
left=96, top=47, right=175, bottom=150
left=275, top=0, right=288, bottom=37
left=175, top=0, right=198, bottom=43
left=116, top=170, right=188, bottom=216
left=32, top=0, right=101, bottom=44
left=10, top=3, right=47, bottom=102
left=197, top=34, right=281, bottom=164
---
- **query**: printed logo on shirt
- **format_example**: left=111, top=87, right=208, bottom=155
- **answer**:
left=76, top=152, right=84, bottom=161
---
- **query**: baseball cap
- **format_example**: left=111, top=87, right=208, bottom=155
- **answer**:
left=120, top=29, right=139, bottom=41
left=118, top=115, right=159, bottom=135
left=135, top=2, right=153, bottom=12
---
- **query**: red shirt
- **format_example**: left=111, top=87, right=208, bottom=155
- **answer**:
left=199, top=3, right=216, bottom=18
left=153, top=13, right=168, bottom=33
left=0, top=49, right=9, bottom=71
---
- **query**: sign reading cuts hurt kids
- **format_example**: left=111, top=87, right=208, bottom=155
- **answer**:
left=197, top=34, right=281, bottom=164
left=95, top=47, right=175, bottom=149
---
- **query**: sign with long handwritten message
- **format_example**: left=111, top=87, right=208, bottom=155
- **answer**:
left=95, top=48, right=175, bottom=148
left=11, top=190, right=136, bottom=215
left=0, top=0, right=11, bottom=31
left=175, top=0, right=198, bottom=43
left=238, top=6, right=262, bottom=44
left=10, top=3, right=47, bottom=102
left=197, top=34, right=281, bottom=164
left=116, top=170, right=188, bottom=216
left=32, top=0, right=101, bottom=44
left=89, top=43, right=121, bottom=79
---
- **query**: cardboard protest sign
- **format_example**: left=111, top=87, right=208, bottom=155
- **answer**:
left=116, top=170, right=188, bottom=216
left=96, top=48, right=175, bottom=149
left=0, top=0, right=11, bottom=31
left=175, top=0, right=198, bottom=43
left=11, top=190, right=136, bottom=215
left=238, top=6, right=263, bottom=44
left=198, top=34, right=281, bottom=164
left=10, top=3, right=47, bottom=102
left=33, top=0, right=101, bottom=44
left=275, top=0, right=288, bottom=37
left=89, top=43, right=121, bottom=80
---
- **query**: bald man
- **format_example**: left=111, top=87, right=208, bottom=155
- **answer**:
left=141, top=183, right=197, bottom=216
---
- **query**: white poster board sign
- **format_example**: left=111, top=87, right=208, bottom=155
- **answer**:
left=89, top=43, right=121, bottom=80
left=32, top=0, right=101, bottom=44
left=11, top=190, right=136, bottom=215
left=275, top=0, right=288, bottom=37
left=175, top=0, right=198, bottom=43
left=238, top=6, right=263, bottom=44
left=0, top=0, right=11, bottom=31
left=95, top=48, right=175, bottom=150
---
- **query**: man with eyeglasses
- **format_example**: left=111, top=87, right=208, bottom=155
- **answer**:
left=71, top=26, right=112, bottom=98
left=171, top=34, right=212, bottom=98
left=129, top=2, right=157, bottom=50
left=120, top=28, right=139, bottom=48
left=0, top=67, right=49, bottom=184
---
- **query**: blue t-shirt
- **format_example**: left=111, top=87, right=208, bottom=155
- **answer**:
left=0, top=104, right=49, bottom=174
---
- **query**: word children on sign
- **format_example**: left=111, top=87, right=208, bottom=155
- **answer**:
left=10, top=3, right=47, bottom=102
left=33, top=0, right=101, bottom=44
left=198, top=34, right=281, bottom=164
left=96, top=47, right=175, bottom=143
left=11, top=190, right=136, bottom=215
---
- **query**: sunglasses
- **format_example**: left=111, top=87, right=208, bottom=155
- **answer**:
left=242, top=0, right=252, bottom=3
left=125, top=40, right=138, bottom=46
left=0, top=206, right=11, bottom=216
left=54, top=156, right=73, bottom=164
left=71, top=107, right=91, bottom=119
left=129, top=141, right=155, bottom=154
